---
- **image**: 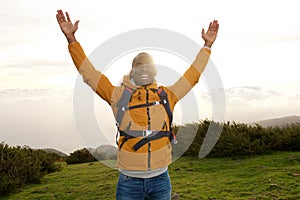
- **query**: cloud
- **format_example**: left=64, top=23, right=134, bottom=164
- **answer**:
left=0, top=88, right=72, bottom=102
left=0, top=87, right=117, bottom=153
left=235, top=33, right=300, bottom=43
left=290, top=90, right=300, bottom=101
left=225, top=86, right=281, bottom=101
left=0, top=59, right=77, bottom=89
left=0, top=88, right=83, bottom=153
left=1, top=60, right=69, bottom=69
left=224, top=86, right=300, bottom=123
left=0, top=60, right=72, bottom=80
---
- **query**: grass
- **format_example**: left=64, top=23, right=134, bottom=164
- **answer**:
left=2, top=151, right=300, bottom=200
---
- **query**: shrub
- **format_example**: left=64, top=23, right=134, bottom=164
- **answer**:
left=0, top=143, right=62, bottom=196
left=180, top=120, right=300, bottom=158
left=65, top=148, right=97, bottom=165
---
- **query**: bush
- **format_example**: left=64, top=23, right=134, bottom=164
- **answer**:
left=209, top=122, right=269, bottom=157
left=65, top=148, right=97, bottom=165
left=180, top=121, right=300, bottom=158
left=0, top=143, right=62, bottom=196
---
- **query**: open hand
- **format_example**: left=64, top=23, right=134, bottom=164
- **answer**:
left=56, top=10, right=79, bottom=41
left=202, top=20, right=219, bottom=48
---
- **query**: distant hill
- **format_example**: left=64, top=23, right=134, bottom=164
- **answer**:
left=88, top=144, right=118, bottom=160
left=250, top=115, right=300, bottom=128
left=41, top=148, right=68, bottom=157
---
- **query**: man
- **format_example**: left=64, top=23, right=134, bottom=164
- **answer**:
left=56, top=9, right=218, bottom=200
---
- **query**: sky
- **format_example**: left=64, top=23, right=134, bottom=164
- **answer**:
left=1, top=0, right=300, bottom=153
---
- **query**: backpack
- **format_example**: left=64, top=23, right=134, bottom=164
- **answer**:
left=115, top=87, right=177, bottom=151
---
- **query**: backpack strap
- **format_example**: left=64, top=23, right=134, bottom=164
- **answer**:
left=115, top=87, right=134, bottom=145
left=116, top=87, right=133, bottom=127
left=157, top=87, right=177, bottom=144
left=127, top=131, right=172, bottom=151
left=157, top=87, right=173, bottom=129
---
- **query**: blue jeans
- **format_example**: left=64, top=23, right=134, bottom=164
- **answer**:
left=116, top=170, right=172, bottom=200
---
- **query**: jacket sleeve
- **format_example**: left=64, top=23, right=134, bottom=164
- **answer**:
left=68, top=42, right=115, bottom=104
left=168, top=47, right=211, bottom=102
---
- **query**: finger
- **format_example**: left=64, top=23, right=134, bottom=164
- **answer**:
left=214, top=20, right=219, bottom=33
left=56, top=14, right=61, bottom=23
left=208, top=22, right=212, bottom=30
left=211, top=20, right=218, bottom=32
left=213, top=20, right=218, bottom=27
left=57, top=10, right=63, bottom=22
left=58, top=9, right=63, bottom=17
left=202, top=28, right=205, bottom=36
left=56, top=12, right=64, bottom=24
left=74, top=20, right=80, bottom=28
left=59, top=10, right=66, bottom=22
left=66, top=12, right=71, bottom=23
left=56, top=10, right=61, bottom=22
left=62, top=11, right=66, bottom=22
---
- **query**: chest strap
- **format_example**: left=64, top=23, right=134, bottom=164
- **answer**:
left=124, top=100, right=164, bottom=111
left=119, top=130, right=174, bottom=151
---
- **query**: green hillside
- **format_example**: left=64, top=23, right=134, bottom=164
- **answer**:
left=3, top=151, right=300, bottom=200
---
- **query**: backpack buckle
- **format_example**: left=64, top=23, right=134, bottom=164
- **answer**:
left=143, top=130, right=152, bottom=137
left=154, top=101, right=160, bottom=105
left=171, top=131, right=178, bottom=144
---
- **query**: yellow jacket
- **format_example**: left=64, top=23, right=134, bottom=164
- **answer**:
left=68, top=42, right=211, bottom=170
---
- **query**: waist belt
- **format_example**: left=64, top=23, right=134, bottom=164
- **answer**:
left=119, top=130, right=173, bottom=151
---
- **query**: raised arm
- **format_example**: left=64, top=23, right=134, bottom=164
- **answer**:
left=56, top=9, right=79, bottom=44
left=56, top=10, right=115, bottom=104
left=190, top=20, right=219, bottom=72
left=169, top=20, right=219, bottom=101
